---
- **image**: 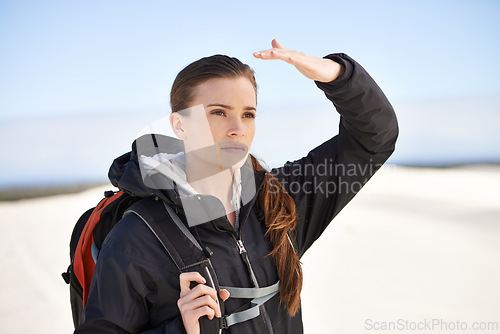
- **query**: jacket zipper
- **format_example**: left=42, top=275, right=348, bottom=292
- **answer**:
left=230, top=235, right=259, bottom=287
left=228, top=233, right=273, bottom=334
left=234, top=176, right=274, bottom=334
left=206, top=173, right=274, bottom=333
left=236, top=239, right=246, bottom=254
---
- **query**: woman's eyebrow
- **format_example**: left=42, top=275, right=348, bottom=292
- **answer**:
left=206, top=103, right=256, bottom=111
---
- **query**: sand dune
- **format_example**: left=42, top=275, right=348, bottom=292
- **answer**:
left=0, top=166, right=499, bottom=333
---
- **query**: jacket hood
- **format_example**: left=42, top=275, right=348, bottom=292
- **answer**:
left=108, top=133, right=267, bottom=228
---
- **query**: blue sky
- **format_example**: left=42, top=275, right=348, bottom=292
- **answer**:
left=0, top=0, right=499, bottom=186
left=1, top=0, right=499, bottom=121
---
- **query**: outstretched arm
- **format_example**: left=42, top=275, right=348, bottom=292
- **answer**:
left=254, top=39, right=398, bottom=257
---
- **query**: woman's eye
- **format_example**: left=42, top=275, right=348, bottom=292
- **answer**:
left=243, top=112, right=256, bottom=119
left=211, top=110, right=225, bottom=116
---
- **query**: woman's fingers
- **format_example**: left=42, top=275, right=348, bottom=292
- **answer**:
left=179, top=272, right=206, bottom=298
left=179, top=293, right=221, bottom=319
left=253, top=39, right=308, bottom=65
left=253, top=38, right=287, bottom=55
left=253, top=39, right=343, bottom=82
left=185, top=306, right=216, bottom=322
left=271, top=38, right=287, bottom=50
left=253, top=38, right=292, bottom=61
left=253, top=47, right=317, bottom=73
left=191, top=283, right=219, bottom=304
left=253, top=48, right=287, bottom=60
left=177, top=272, right=231, bottom=331
left=178, top=271, right=222, bottom=320
left=219, top=289, right=230, bottom=302
left=180, top=275, right=219, bottom=304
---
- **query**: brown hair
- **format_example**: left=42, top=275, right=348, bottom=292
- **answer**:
left=170, top=54, right=303, bottom=315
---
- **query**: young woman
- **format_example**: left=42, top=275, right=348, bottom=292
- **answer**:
left=75, top=39, right=398, bottom=333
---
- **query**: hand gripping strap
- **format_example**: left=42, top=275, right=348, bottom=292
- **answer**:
left=219, top=281, right=280, bottom=329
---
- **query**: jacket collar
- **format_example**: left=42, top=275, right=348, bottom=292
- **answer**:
left=109, top=133, right=267, bottom=228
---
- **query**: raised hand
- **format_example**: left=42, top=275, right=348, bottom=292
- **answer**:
left=253, top=39, right=343, bottom=83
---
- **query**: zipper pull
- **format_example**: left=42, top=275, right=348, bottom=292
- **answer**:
left=236, top=239, right=246, bottom=254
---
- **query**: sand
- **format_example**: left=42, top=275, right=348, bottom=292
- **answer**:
left=0, top=166, right=499, bottom=333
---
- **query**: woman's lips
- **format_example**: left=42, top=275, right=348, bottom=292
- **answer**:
left=219, top=143, right=248, bottom=152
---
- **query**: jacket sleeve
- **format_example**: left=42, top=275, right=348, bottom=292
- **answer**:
left=270, top=53, right=399, bottom=258
left=74, top=227, right=186, bottom=334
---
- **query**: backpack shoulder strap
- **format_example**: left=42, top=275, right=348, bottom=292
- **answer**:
left=124, top=197, right=225, bottom=333
left=124, top=196, right=208, bottom=271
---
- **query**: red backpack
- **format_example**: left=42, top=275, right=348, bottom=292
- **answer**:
left=62, top=190, right=137, bottom=326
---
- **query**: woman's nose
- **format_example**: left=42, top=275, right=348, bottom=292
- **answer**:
left=227, top=118, right=245, bottom=137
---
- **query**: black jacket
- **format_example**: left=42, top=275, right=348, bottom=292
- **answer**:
left=75, top=53, right=398, bottom=334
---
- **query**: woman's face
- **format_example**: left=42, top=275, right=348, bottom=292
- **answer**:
left=171, top=76, right=257, bottom=170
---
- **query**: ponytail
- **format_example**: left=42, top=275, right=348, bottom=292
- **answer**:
left=250, top=154, right=303, bottom=316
